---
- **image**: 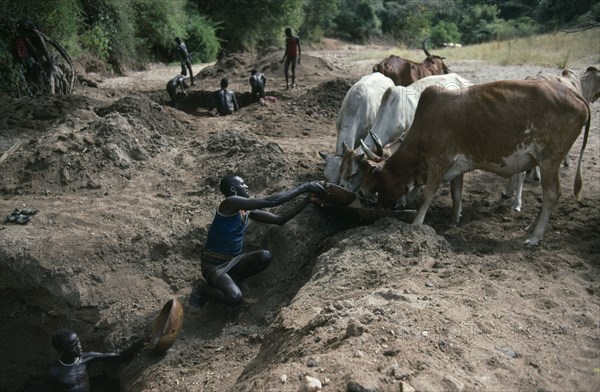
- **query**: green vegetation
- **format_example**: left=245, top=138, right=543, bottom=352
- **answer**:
left=0, top=0, right=597, bottom=96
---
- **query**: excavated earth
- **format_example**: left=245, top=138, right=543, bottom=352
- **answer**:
left=0, top=42, right=599, bottom=391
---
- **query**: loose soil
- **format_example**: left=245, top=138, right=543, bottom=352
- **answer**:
left=0, top=42, right=599, bottom=392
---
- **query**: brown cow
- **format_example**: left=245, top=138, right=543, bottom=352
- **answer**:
left=372, top=38, right=450, bottom=86
left=360, top=80, right=590, bottom=246
left=503, top=66, right=600, bottom=211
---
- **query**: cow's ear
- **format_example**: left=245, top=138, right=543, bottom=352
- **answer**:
left=586, top=66, right=599, bottom=73
left=562, top=69, right=576, bottom=77
left=366, top=159, right=385, bottom=170
left=365, top=160, right=377, bottom=168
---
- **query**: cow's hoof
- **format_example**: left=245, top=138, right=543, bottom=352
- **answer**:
left=512, top=206, right=521, bottom=212
left=524, top=238, right=540, bottom=247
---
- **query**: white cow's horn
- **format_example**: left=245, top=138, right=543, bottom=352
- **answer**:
left=360, top=139, right=380, bottom=161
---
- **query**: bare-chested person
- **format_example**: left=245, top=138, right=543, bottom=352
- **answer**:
left=47, top=329, right=143, bottom=392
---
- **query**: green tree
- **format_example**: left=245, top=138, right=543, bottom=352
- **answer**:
left=184, top=12, right=221, bottom=62
left=0, top=0, right=82, bottom=50
left=335, top=0, right=381, bottom=43
left=131, top=0, right=187, bottom=61
left=301, top=0, right=340, bottom=42
left=534, top=0, right=595, bottom=30
left=79, top=0, right=137, bottom=70
left=192, top=0, right=303, bottom=52
left=459, top=3, right=501, bottom=44
left=430, top=21, right=461, bottom=47
left=377, top=0, right=458, bottom=47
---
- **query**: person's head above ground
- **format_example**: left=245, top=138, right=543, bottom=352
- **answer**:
left=175, top=37, right=181, bottom=44
left=52, top=329, right=82, bottom=357
left=251, top=69, right=257, bottom=75
left=220, top=77, right=229, bottom=89
left=219, top=174, right=249, bottom=198
left=285, top=27, right=292, bottom=37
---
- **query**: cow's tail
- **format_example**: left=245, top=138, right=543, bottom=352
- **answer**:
left=574, top=103, right=591, bottom=200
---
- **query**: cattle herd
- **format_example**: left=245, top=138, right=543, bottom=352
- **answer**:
left=319, top=43, right=600, bottom=246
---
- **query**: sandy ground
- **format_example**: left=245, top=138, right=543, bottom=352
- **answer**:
left=0, top=41, right=599, bottom=392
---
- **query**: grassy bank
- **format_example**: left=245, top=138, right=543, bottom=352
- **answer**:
left=354, top=29, right=599, bottom=69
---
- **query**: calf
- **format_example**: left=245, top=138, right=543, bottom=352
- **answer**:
left=360, top=80, right=590, bottom=246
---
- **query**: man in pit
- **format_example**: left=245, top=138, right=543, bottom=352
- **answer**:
left=47, top=329, right=143, bottom=392
left=189, top=175, right=326, bottom=308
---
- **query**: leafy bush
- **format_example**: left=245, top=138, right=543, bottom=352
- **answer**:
left=0, top=21, right=29, bottom=97
left=0, top=0, right=83, bottom=51
left=335, top=0, right=380, bottom=43
left=131, top=0, right=187, bottom=61
left=430, top=21, right=461, bottom=47
left=301, top=0, right=340, bottom=42
left=80, top=24, right=111, bottom=61
left=459, top=3, right=501, bottom=44
left=79, top=0, right=137, bottom=70
left=184, top=13, right=220, bottom=63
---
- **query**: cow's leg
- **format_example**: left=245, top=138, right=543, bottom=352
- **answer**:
left=511, top=172, right=526, bottom=212
left=450, top=174, right=463, bottom=225
left=502, top=172, right=527, bottom=210
left=529, top=166, right=541, bottom=181
left=405, top=185, right=423, bottom=206
left=525, top=163, right=561, bottom=246
left=502, top=175, right=516, bottom=199
left=413, top=166, right=445, bottom=225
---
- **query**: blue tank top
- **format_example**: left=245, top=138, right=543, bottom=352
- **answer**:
left=205, top=209, right=250, bottom=256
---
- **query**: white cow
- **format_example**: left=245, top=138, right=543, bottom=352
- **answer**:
left=503, top=66, right=600, bottom=211
left=338, top=73, right=472, bottom=193
left=320, top=72, right=394, bottom=184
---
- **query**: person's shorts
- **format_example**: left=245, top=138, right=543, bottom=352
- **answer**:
left=201, top=249, right=242, bottom=286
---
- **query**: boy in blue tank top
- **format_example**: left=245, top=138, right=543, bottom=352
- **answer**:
left=190, top=174, right=326, bottom=308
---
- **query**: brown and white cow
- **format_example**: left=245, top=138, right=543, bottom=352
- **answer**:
left=372, top=39, right=450, bottom=86
left=503, top=66, right=600, bottom=211
left=360, top=80, right=590, bottom=246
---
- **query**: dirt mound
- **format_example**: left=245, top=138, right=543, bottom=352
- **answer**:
left=0, top=94, right=101, bottom=152
left=294, top=78, right=354, bottom=120
left=96, top=96, right=185, bottom=137
left=236, top=219, right=455, bottom=391
left=198, top=48, right=336, bottom=80
left=199, top=128, right=296, bottom=192
left=0, top=97, right=180, bottom=194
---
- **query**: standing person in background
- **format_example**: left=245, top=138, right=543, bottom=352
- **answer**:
left=249, top=69, right=267, bottom=99
left=282, top=27, right=301, bottom=90
left=175, top=37, right=194, bottom=86
left=210, top=77, right=239, bottom=116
